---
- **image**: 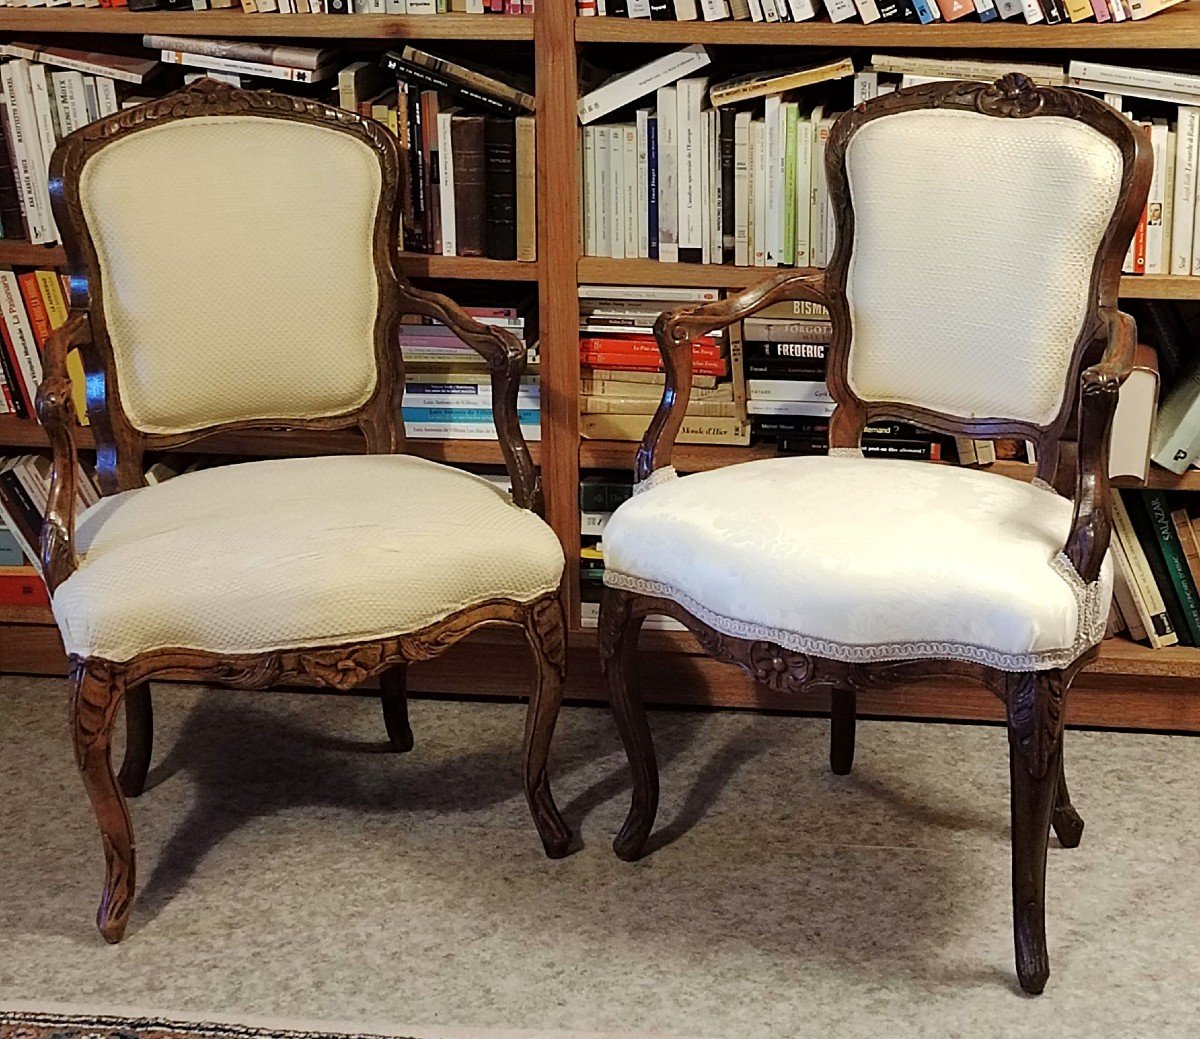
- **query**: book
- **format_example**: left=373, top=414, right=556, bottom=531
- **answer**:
left=159, top=50, right=338, bottom=84
left=142, top=36, right=339, bottom=72
left=1151, top=352, right=1200, bottom=474
left=578, top=46, right=711, bottom=126
left=515, top=115, right=537, bottom=263
left=383, top=53, right=523, bottom=116
left=451, top=114, right=486, bottom=258
left=1120, top=490, right=1193, bottom=646
left=709, top=58, right=856, bottom=108
left=0, top=43, right=159, bottom=85
left=1111, top=491, right=1178, bottom=647
left=580, top=411, right=750, bottom=445
left=1139, top=490, right=1200, bottom=646
left=1109, top=344, right=1158, bottom=483
left=397, top=45, right=534, bottom=113
left=485, top=117, right=518, bottom=261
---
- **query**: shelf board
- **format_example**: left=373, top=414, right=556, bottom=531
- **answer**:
left=0, top=416, right=532, bottom=465
left=0, top=243, right=535, bottom=280
left=579, top=258, right=1200, bottom=300
left=575, top=3, right=1200, bottom=48
left=0, top=10, right=533, bottom=39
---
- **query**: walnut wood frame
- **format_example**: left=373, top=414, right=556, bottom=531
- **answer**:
left=37, top=80, right=568, bottom=944
left=599, top=75, right=1151, bottom=996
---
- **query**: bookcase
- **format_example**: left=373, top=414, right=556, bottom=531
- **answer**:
left=4, top=2, right=1200, bottom=733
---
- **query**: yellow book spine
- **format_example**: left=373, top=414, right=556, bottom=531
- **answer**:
left=34, top=269, right=88, bottom=426
left=1063, top=0, right=1094, bottom=19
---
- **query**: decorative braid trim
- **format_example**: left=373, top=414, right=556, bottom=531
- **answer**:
left=1030, top=477, right=1057, bottom=494
left=603, top=563, right=1108, bottom=674
left=634, top=466, right=679, bottom=495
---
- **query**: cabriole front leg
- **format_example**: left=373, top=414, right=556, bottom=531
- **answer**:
left=71, top=661, right=136, bottom=943
left=599, top=589, right=656, bottom=862
left=522, top=596, right=572, bottom=858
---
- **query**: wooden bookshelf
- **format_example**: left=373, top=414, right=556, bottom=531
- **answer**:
left=0, top=11, right=534, bottom=39
left=2, top=4, right=1200, bottom=732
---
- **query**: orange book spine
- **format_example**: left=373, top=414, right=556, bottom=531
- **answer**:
left=17, top=272, right=51, bottom=349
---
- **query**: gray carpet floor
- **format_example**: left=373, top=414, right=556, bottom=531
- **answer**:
left=1, top=675, right=1198, bottom=1039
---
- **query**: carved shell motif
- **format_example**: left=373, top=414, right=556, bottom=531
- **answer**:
left=976, top=73, right=1044, bottom=119
left=746, top=642, right=814, bottom=693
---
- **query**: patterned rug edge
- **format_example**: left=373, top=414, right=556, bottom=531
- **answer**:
left=0, top=1006, right=667, bottom=1039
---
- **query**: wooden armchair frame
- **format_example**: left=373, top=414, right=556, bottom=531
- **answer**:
left=599, top=75, right=1151, bottom=994
left=38, top=80, right=569, bottom=944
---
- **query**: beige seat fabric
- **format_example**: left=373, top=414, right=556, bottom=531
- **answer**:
left=53, top=455, right=565, bottom=661
left=603, top=457, right=1112, bottom=672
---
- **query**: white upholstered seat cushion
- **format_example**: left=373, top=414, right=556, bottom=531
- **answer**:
left=52, top=455, right=564, bottom=662
left=602, top=458, right=1112, bottom=672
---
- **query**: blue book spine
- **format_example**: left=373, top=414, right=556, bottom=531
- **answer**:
left=647, top=114, right=659, bottom=262
left=909, top=0, right=937, bottom=21
left=402, top=407, right=540, bottom=424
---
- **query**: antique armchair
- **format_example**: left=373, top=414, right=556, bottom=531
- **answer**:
left=599, top=75, right=1149, bottom=994
left=37, top=81, right=570, bottom=944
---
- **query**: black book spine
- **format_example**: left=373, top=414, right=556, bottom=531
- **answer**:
left=745, top=341, right=828, bottom=361
left=1121, top=489, right=1193, bottom=646
left=719, top=108, right=736, bottom=263
left=648, top=0, right=675, bottom=15
left=380, top=54, right=522, bottom=116
left=406, top=88, right=427, bottom=254
left=608, top=0, right=629, bottom=14
left=0, top=337, right=28, bottom=419
left=0, top=471, right=42, bottom=535
left=126, top=0, right=164, bottom=9
left=484, top=117, right=517, bottom=261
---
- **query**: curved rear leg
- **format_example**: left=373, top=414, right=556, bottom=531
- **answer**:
left=118, top=683, right=153, bottom=798
left=599, top=589, right=655, bottom=862
left=522, top=596, right=572, bottom=858
left=380, top=665, right=414, bottom=752
left=72, top=662, right=136, bottom=943
left=829, top=686, right=856, bottom=776
left=1052, top=751, right=1084, bottom=849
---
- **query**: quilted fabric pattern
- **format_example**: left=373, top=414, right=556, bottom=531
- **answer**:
left=602, top=457, right=1112, bottom=672
left=79, top=116, right=383, bottom=434
left=844, top=110, right=1123, bottom=426
left=52, top=455, right=564, bottom=661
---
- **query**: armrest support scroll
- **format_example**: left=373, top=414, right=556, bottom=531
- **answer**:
left=1064, top=308, right=1137, bottom=584
left=637, top=271, right=831, bottom=483
left=36, top=311, right=91, bottom=594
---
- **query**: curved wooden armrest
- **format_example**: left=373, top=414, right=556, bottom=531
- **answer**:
left=395, top=277, right=542, bottom=515
left=1063, top=308, right=1137, bottom=584
left=35, top=311, right=91, bottom=594
left=637, top=271, right=830, bottom=482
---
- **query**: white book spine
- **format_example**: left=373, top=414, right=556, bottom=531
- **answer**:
left=733, top=111, right=750, bottom=267
left=993, top=0, right=1021, bottom=15
left=1145, top=122, right=1169, bottom=274
left=853, top=72, right=879, bottom=105
left=583, top=127, right=597, bottom=256
left=1162, top=128, right=1176, bottom=273
left=747, top=379, right=832, bottom=403
left=628, top=0, right=651, bottom=13
left=635, top=110, right=650, bottom=259
left=698, top=0, right=730, bottom=16
left=1172, top=107, right=1199, bottom=276
left=596, top=125, right=611, bottom=258
left=657, top=86, right=680, bottom=263
left=622, top=124, right=638, bottom=260
left=677, top=78, right=707, bottom=260
left=673, top=0, right=700, bottom=16
left=853, top=0, right=882, bottom=20
left=745, top=0, right=764, bottom=14
left=821, top=0, right=857, bottom=20
left=760, top=0, right=780, bottom=20
left=700, top=113, right=711, bottom=265
left=1020, top=0, right=1045, bottom=22
left=786, top=0, right=817, bottom=16
left=2, top=62, right=51, bottom=244
left=710, top=108, right=722, bottom=261
left=608, top=125, right=625, bottom=261
left=794, top=113, right=812, bottom=268
left=809, top=111, right=824, bottom=268
left=751, top=120, right=766, bottom=267
left=95, top=77, right=119, bottom=117
left=763, top=94, right=781, bottom=267
left=437, top=112, right=456, bottom=257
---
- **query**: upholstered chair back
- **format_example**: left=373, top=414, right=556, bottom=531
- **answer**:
left=72, top=115, right=385, bottom=435
left=829, top=84, right=1138, bottom=435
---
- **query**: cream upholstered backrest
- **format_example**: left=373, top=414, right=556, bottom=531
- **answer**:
left=839, top=104, right=1125, bottom=428
left=72, top=110, right=386, bottom=435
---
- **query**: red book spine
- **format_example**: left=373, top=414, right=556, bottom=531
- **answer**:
left=17, top=273, right=51, bottom=350
left=1132, top=208, right=1148, bottom=275
left=0, top=570, right=50, bottom=607
left=580, top=353, right=728, bottom=377
left=0, top=313, right=34, bottom=416
left=578, top=335, right=724, bottom=363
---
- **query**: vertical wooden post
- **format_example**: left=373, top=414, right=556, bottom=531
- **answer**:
left=534, top=0, right=582, bottom=626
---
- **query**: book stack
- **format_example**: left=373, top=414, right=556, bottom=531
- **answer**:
left=580, top=51, right=856, bottom=267
left=741, top=301, right=951, bottom=459
left=0, top=453, right=100, bottom=607
left=1111, top=489, right=1200, bottom=650
left=0, top=266, right=88, bottom=426
left=0, top=46, right=161, bottom=246
left=381, top=47, right=537, bottom=261
left=147, top=36, right=344, bottom=84
left=400, top=295, right=540, bottom=441
left=576, top=0, right=1180, bottom=23
left=49, top=0, right=530, bottom=14
left=578, top=284, right=750, bottom=447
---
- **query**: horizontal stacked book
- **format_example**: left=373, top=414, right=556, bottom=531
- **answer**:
left=576, top=0, right=1179, bottom=22
left=401, top=294, right=540, bottom=440
left=578, top=50, right=1200, bottom=277
left=11, top=0, right=529, bottom=15
left=578, top=283, right=750, bottom=447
